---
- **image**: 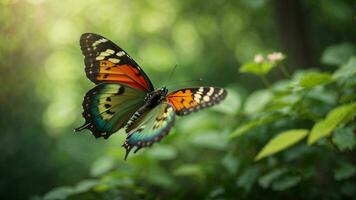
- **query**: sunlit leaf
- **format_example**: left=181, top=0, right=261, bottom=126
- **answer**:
left=308, top=103, right=356, bottom=144
left=332, top=127, right=356, bottom=151
left=239, top=61, right=275, bottom=75
left=321, top=43, right=356, bottom=66
left=298, top=71, right=333, bottom=89
left=255, top=129, right=309, bottom=160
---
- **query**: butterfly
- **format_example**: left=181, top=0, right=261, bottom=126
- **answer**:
left=75, top=33, right=227, bottom=159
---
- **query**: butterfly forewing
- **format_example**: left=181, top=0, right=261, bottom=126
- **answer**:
left=166, top=87, right=227, bottom=115
left=80, top=33, right=154, bottom=92
left=75, top=83, right=146, bottom=139
left=122, top=103, right=176, bottom=159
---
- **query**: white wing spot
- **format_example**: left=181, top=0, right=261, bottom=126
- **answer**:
left=218, top=89, right=224, bottom=95
left=99, top=52, right=110, bottom=57
left=203, top=96, right=210, bottom=101
left=96, top=56, right=104, bottom=60
left=105, top=49, right=115, bottom=54
left=207, top=87, right=214, bottom=96
left=116, top=51, right=125, bottom=57
left=108, top=58, right=120, bottom=63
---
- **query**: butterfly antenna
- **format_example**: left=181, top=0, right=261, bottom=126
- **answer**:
left=163, top=64, right=178, bottom=86
left=166, top=78, right=203, bottom=88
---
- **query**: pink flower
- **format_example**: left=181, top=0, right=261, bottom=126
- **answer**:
left=254, top=54, right=264, bottom=63
left=267, top=52, right=285, bottom=62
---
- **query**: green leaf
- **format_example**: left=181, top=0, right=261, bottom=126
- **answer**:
left=243, top=89, right=272, bottom=115
left=146, top=145, right=177, bottom=160
left=147, top=166, right=174, bottom=188
left=222, top=154, right=240, bottom=175
left=74, top=179, right=100, bottom=193
left=308, top=103, right=356, bottom=144
left=190, top=131, right=227, bottom=150
left=90, top=156, right=116, bottom=177
left=271, top=176, right=301, bottom=191
left=174, top=164, right=203, bottom=177
left=229, top=113, right=283, bottom=139
left=212, top=88, right=241, bottom=115
left=258, top=168, right=288, bottom=188
left=298, top=71, right=333, bottom=89
left=321, top=43, right=356, bottom=66
left=335, top=162, right=356, bottom=181
left=236, top=166, right=261, bottom=191
left=239, top=61, right=275, bottom=75
left=333, top=57, right=356, bottom=84
left=43, top=187, right=75, bottom=200
left=332, top=127, right=356, bottom=151
left=255, top=129, right=309, bottom=160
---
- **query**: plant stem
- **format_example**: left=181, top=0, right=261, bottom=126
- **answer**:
left=259, top=75, right=271, bottom=88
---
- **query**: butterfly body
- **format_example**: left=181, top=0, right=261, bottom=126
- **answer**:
left=125, top=87, right=168, bottom=132
left=76, top=33, right=227, bottom=159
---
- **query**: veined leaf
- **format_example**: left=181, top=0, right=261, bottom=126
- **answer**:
left=298, top=72, right=333, bottom=89
left=255, top=129, right=309, bottom=160
left=239, top=61, right=275, bottom=75
left=308, top=103, right=356, bottom=144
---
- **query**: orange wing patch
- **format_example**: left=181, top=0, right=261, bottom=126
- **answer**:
left=96, top=61, right=149, bottom=91
left=167, top=87, right=227, bottom=116
left=80, top=33, right=154, bottom=92
left=166, top=90, right=198, bottom=111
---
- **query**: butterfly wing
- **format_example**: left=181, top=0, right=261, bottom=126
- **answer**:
left=75, top=83, right=146, bottom=139
left=80, top=33, right=154, bottom=92
left=122, top=103, right=175, bottom=159
left=166, top=87, right=227, bottom=115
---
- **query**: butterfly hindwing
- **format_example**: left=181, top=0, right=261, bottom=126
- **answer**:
left=75, top=83, right=146, bottom=139
left=122, top=103, right=176, bottom=159
left=80, top=33, right=154, bottom=92
left=167, top=87, right=227, bottom=116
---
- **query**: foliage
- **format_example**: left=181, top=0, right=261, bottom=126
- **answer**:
left=1, top=0, right=356, bottom=200
left=40, top=43, right=356, bottom=200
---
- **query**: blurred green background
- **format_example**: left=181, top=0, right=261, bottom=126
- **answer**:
left=1, top=0, right=356, bottom=199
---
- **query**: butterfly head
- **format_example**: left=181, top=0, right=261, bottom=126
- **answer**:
left=160, top=86, right=168, bottom=95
